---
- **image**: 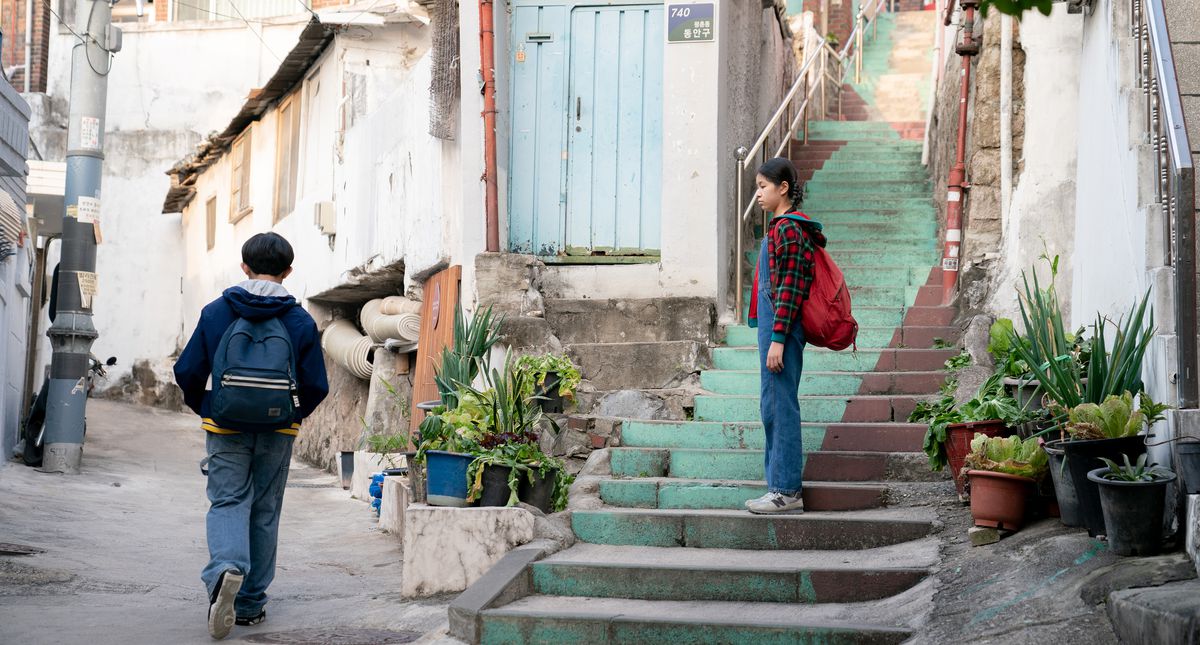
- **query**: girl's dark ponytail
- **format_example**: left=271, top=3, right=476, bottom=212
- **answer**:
left=757, top=157, right=803, bottom=212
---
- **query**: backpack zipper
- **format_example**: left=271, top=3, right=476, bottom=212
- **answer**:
left=221, top=375, right=293, bottom=390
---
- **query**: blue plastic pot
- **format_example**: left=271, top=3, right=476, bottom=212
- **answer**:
left=425, top=450, right=474, bottom=507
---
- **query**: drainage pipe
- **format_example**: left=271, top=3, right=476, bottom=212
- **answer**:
left=940, top=0, right=979, bottom=305
left=360, top=298, right=421, bottom=343
left=479, top=0, right=500, bottom=252
left=321, top=319, right=374, bottom=380
left=999, top=13, right=1013, bottom=228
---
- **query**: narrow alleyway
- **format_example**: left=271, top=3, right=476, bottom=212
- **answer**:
left=0, top=400, right=449, bottom=644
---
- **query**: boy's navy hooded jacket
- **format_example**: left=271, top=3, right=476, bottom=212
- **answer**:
left=174, top=281, right=329, bottom=434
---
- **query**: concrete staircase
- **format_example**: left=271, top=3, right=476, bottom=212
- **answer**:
left=456, top=11, right=953, bottom=645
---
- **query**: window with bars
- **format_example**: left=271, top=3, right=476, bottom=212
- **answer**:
left=205, top=196, right=217, bottom=251
left=230, top=131, right=252, bottom=222
left=274, top=94, right=302, bottom=223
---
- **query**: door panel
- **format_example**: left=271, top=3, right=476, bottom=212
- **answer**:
left=508, top=6, right=568, bottom=255
left=566, top=5, right=663, bottom=256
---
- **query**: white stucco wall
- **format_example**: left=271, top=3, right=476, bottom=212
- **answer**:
left=1070, top=0, right=1180, bottom=465
left=178, top=26, right=452, bottom=332
left=984, top=8, right=1081, bottom=322
left=37, top=15, right=314, bottom=383
left=0, top=242, right=33, bottom=459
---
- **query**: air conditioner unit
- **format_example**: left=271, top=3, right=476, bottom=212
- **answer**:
left=315, top=201, right=337, bottom=235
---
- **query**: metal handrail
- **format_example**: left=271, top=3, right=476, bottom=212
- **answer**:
left=731, top=0, right=889, bottom=323
left=1135, top=0, right=1197, bottom=407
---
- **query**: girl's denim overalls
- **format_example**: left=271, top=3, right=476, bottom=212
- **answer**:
left=756, top=235, right=807, bottom=496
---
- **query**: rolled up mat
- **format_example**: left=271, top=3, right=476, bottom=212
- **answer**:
left=380, top=296, right=422, bottom=315
left=321, top=319, right=375, bottom=380
left=361, top=301, right=422, bottom=342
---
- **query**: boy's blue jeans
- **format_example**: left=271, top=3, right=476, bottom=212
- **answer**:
left=756, top=240, right=806, bottom=496
left=201, top=431, right=294, bottom=617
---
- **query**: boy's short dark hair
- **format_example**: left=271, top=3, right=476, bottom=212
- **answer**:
left=242, top=232, right=294, bottom=276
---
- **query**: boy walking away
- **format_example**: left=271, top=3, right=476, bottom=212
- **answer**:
left=174, top=233, right=329, bottom=639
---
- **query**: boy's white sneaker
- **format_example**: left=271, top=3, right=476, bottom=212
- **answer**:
left=208, top=569, right=244, bottom=640
left=743, top=492, right=773, bottom=508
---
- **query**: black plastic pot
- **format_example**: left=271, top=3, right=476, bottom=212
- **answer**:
left=405, top=451, right=426, bottom=504
left=1087, top=467, right=1176, bottom=556
left=519, top=469, right=558, bottom=513
left=1062, top=435, right=1147, bottom=537
left=478, top=465, right=515, bottom=507
left=1177, top=441, right=1200, bottom=495
left=339, top=451, right=355, bottom=490
left=538, top=372, right=564, bottom=414
left=1043, top=440, right=1081, bottom=527
left=416, top=400, right=442, bottom=418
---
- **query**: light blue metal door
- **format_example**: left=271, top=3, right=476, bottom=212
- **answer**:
left=508, top=5, right=569, bottom=256
left=507, top=3, right=663, bottom=258
left=566, top=5, right=663, bottom=257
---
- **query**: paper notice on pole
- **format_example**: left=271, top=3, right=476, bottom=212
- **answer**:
left=77, top=197, right=100, bottom=224
left=81, top=117, right=101, bottom=150
left=77, top=271, right=98, bottom=309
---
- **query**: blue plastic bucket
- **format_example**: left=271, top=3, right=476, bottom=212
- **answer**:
left=425, top=451, right=473, bottom=507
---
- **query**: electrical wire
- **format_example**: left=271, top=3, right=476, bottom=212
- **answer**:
left=225, top=0, right=282, bottom=61
left=294, top=0, right=317, bottom=18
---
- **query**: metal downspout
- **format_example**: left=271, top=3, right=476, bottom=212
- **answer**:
left=940, top=0, right=978, bottom=304
left=480, top=0, right=500, bottom=253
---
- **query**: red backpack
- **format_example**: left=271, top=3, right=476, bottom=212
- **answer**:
left=802, top=245, right=858, bottom=351
left=749, top=214, right=859, bottom=351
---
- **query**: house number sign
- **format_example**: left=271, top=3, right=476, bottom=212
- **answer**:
left=667, top=3, right=714, bottom=43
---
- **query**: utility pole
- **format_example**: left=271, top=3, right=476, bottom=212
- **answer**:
left=42, top=0, right=120, bottom=474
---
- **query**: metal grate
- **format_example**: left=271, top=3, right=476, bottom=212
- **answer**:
left=428, top=0, right=460, bottom=140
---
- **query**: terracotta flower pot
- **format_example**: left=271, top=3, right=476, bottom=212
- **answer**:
left=967, top=469, right=1035, bottom=530
left=946, top=419, right=1008, bottom=497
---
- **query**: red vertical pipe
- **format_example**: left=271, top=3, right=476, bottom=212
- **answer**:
left=941, top=0, right=978, bottom=304
left=480, top=0, right=500, bottom=252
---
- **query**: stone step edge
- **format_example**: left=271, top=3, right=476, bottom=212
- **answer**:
left=479, top=596, right=915, bottom=639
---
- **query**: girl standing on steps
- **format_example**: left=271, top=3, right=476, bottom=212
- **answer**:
left=745, top=157, right=826, bottom=514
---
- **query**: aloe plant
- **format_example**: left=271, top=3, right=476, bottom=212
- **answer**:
left=1007, top=266, right=1154, bottom=410
left=1097, top=453, right=1172, bottom=483
left=433, top=305, right=502, bottom=408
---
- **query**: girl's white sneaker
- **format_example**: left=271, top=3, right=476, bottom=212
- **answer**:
left=747, top=492, right=805, bottom=514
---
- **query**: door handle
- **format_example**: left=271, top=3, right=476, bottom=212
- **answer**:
left=576, top=97, right=581, bottom=121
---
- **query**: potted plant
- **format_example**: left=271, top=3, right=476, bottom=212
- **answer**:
left=910, top=373, right=1035, bottom=498
left=1057, top=391, right=1168, bottom=537
left=515, top=353, right=582, bottom=414
left=415, top=403, right=487, bottom=507
left=964, top=434, right=1048, bottom=531
left=462, top=354, right=572, bottom=512
left=1087, top=454, right=1177, bottom=556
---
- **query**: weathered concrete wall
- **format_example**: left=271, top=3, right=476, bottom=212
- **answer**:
left=295, top=353, right=370, bottom=472
left=984, top=9, right=1079, bottom=321
left=178, top=26, right=441, bottom=336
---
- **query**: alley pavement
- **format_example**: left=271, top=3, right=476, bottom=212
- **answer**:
left=0, top=400, right=451, bottom=644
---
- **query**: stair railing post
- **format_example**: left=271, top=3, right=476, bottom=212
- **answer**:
left=735, top=147, right=748, bottom=324
left=855, top=14, right=864, bottom=83
left=820, top=51, right=828, bottom=120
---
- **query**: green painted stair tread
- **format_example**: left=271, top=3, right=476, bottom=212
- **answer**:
left=620, top=420, right=926, bottom=452
left=530, top=541, right=936, bottom=603
left=608, top=448, right=929, bottom=482
left=480, top=596, right=915, bottom=644
left=701, top=369, right=947, bottom=396
left=723, top=323, right=940, bottom=347
left=570, top=507, right=937, bottom=550
left=597, top=477, right=891, bottom=511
